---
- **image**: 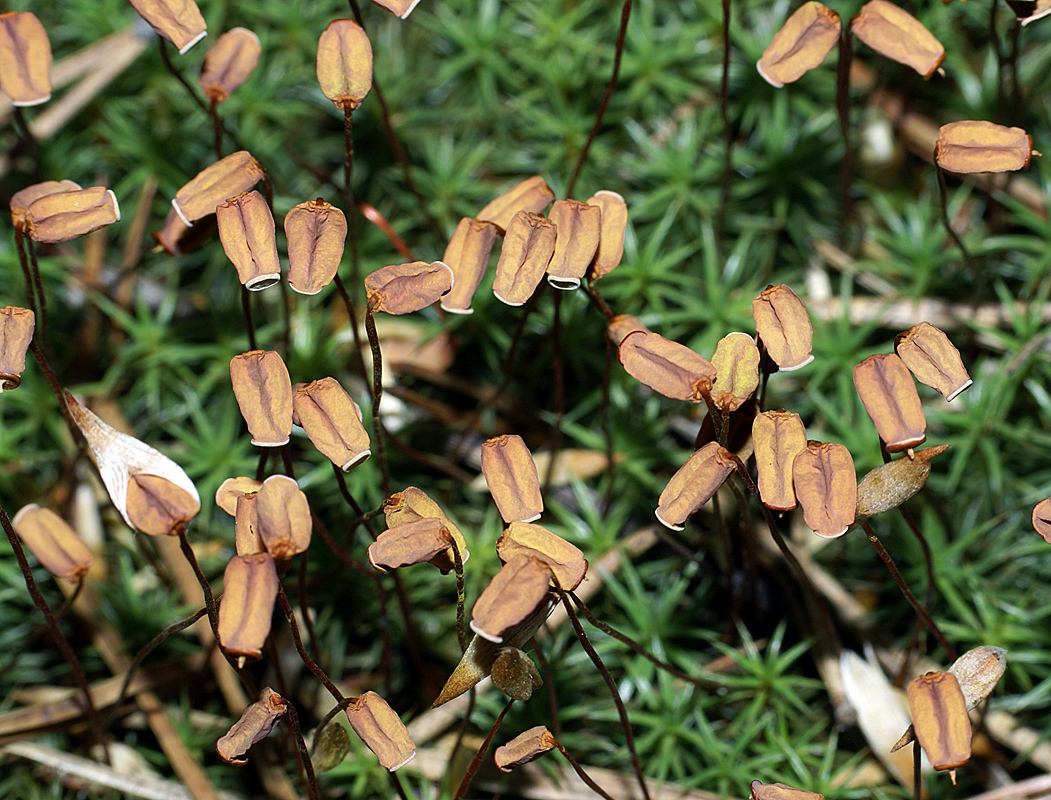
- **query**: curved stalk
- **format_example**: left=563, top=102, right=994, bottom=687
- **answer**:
left=364, top=302, right=391, bottom=497
left=453, top=697, right=515, bottom=800
left=860, top=520, right=956, bottom=660
left=566, top=0, right=633, bottom=198
left=553, top=580, right=652, bottom=800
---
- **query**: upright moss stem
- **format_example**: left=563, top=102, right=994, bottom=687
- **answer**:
left=345, top=0, right=444, bottom=239
left=600, top=328, right=616, bottom=509
left=716, top=0, right=733, bottom=257
left=554, top=580, right=653, bottom=800
left=450, top=538, right=467, bottom=653
left=174, top=526, right=258, bottom=692
left=333, top=273, right=369, bottom=381
left=553, top=740, right=617, bottom=800
left=913, top=738, right=922, bottom=800
left=860, top=519, right=956, bottom=660
left=583, top=278, right=614, bottom=321
left=209, top=96, right=223, bottom=159
left=544, top=290, right=565, bottom=493
left=450, top=283, right=546, bottom=459
left=727, top=453, right=841, bottom=644
left=835, top=29, right=854, bottom=242
left=278, top=587, right=346, bottom=704
left=990, top=0, right=1006, bottom=122
left=241, top=287, right=258, bottom=351
left=24, top=237, right=55, bottom=364
left=12, top=106, right=38, bottom=148
left=343, top=107, right=362, bottom=295
left=569, top=590, right=720, bottom=688
left=936, top=165, right=980, bottom=282
left=566, top=0, right=633, bottom=198
left=531, top=641, right=562, bottom=739
left=364, top=302, right=391, bottom=497
left=157, top=39, right=248, bottom=152
left=29, top=343, right=85, bottom=456
left=112, top=603, right=210, bottom=715
left=0, top=578, right=84, bottom=684
left=284, top=701, right=321, bottom=800
left=1, top=506, right=110, bottom=763
left=311, top=698, right=354, bottom=754
left=14, top=229, right=39, bottom=329
left=453, top=697, right=515, bottom=800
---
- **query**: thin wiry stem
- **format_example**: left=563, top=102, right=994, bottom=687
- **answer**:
left=716, top=0, right=733, bottom=257
left=0, top=578, right=84, bottom=683
left=566, top=0, right=633, bottom=198
left=600, top=328, right=616, bottom=509
left=861, top=520, right=956, bottom=660
left=1007, top=21, right=1022, bottom=124
left=894, top=493, right=936, bottom=673
left=936, top=165, right=980, bottom=281
left=913, top=738, right=922, bottom=800
left=1, top=506, right=110, bottom=763
left=311, top=509, right=375, bottom=576
left=990, top=0, right=1006, bottom=122
left=345, top=0, right=444, bottom=240
left=14, top=229, right=39, bottom=328
left=255, top=449, right=270, bottom=482
left=315, top=480, right=396, bottom=694
left=29, top=342, right=84, bottom=455
left=176, top=528, right=221, bottom=638
left=330, top=466, right=385, bottom=536
left=726, top=452, right=841, bottom=645
left=111, top=603, right=210, bottom=718
left=278, top=587, right=346, bottom=704
left=174, top=526, right=257, bottom=694
left=583, top=278, right=615, bottom=321
left=297, top=551, right=321, bottom=666
left=553, top=580, right=652, bottom=800
left=12, top=106, right=38, bottom=148
left=544, top=290, right=565, bottom=493
left=388, top=772, right=411, bottom=800
left=364, top=303, right=392, bottom=497
left=453, top=697, right=515, bottom=800
left=835, top=30, right=854, bottom=242
left=553, top=740, right=617, bottom=800
left=311, top=698, right=354, bottom=755
left=209, top=96, right=223, bottom=159
left=450, top=283, right=546, bottom=459
left=241, top=287, right=258, bottom=351
left=568, top=591, right=721, bottom=689
left=531, top=640, right=562, bottom=740
left=25, top=237, right=55, bottom=364
left=343, top=107, right=363, bottom=296
left=264, top=638, right=292, bottom=702
left=158, top=38, right=208, bottom=115
left=284, top=701, right=321, bottom=800
left=450, top=538, right=467, bottom=653
left=443, top=688, right=476, bottom=797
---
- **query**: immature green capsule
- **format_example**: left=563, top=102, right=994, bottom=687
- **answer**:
left=855, top=445, right=948, bottom=519
left=491, top=647, right=542, bottom=702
